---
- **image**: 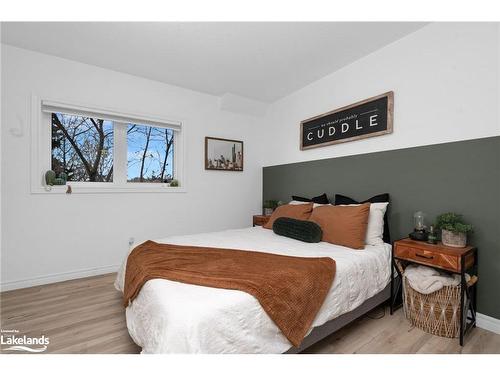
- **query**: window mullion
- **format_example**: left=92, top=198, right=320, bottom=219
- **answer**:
left=173, top=130, right=179, bottom=180
left=113, top=122, right=128, bottom=186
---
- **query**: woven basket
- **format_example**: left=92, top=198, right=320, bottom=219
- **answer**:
left=403, top=276, right=464, bottom=338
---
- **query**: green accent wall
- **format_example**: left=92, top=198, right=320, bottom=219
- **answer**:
left=263, top=136, right=500, bottom=319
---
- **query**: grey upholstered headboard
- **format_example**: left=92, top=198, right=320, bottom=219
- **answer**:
left=262, top=136, right=500, bottom=320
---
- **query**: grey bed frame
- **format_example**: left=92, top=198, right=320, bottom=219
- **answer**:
left=284, top=282, right=392, bottom=353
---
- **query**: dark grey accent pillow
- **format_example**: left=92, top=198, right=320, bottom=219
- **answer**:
left=291, top=193, right=330, bottom=204
left=272, top=217, right=322, bottom=243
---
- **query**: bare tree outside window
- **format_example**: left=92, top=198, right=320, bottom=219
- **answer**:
left=127, top=124, right=174, bottom=183
left=51, top=113, right=114, bottom=182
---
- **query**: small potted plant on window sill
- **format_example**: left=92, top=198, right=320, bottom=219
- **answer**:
left=435, top=212, right=473, bottom=248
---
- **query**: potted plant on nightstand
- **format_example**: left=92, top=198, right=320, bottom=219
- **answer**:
left=263, top=200, right=279, bottom=216
left=435, top=212, right=473, bottom=248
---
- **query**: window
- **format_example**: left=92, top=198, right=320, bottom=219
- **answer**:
left=51, top=113, right=114, bottom=182
left=33, top=98, right=184, bottom=193
left=127, top=124, right=174, bottom=183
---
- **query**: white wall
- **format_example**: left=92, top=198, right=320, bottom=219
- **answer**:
left=263, top=23, right=500, bottom=166
left=1, top=45, right=262, bottom=289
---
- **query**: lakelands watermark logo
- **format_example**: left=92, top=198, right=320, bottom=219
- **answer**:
left=1, top=329, right=50, bottom=353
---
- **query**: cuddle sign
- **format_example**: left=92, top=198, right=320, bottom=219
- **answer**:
left=300, top=91, right=394, bottom=150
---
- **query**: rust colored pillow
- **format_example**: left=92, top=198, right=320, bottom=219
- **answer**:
left=309, top=203, right=371, bottom=249
left=263, top=203, right=313, bottom=229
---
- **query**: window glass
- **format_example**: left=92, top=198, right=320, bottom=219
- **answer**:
left=51, top=113, right=113, bottom=182
left=127, top=124, right=174, bottom=183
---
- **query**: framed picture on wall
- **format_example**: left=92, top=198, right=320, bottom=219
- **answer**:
left=205, top=137, right=244, bottom=171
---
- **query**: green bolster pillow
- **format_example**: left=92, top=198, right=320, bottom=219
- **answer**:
left=272, top=217, right=322, bottom=243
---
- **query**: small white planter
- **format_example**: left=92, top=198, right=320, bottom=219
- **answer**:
left=263, top=208, right=274, bottom=216
left=441, top=229, right=467, bottom=248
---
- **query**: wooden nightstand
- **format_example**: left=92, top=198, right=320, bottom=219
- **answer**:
left=390, top=238, right=478, bottom=346
left=253, top=215, right=271, bottom=227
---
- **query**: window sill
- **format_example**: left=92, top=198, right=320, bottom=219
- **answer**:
left=31, top=184, right=187, bottom=194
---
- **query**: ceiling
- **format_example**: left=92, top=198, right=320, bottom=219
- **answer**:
left=1, top=22, right=427, bottom=103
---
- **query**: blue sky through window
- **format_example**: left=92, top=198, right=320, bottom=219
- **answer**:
left=127, top=124, right=174, bottom=183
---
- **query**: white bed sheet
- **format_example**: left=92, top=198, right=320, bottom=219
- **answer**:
left=115, top=226, right=391, bottom=353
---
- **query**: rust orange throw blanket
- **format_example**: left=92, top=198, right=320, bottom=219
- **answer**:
left=124, top=240, right=336, bottom=347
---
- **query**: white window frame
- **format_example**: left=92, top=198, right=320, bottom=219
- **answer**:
left=30, top=94, right=186, bottom=194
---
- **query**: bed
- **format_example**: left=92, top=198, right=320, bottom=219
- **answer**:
left=115, top=226, right=391, bottom=354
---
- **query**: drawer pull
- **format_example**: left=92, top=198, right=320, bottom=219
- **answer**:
left=415, top=253, right=434, bottom=260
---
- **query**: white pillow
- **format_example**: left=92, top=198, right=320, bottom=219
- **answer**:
left=288, top=200, right=307, bottom=205
left=289, top=200, right=330, bottom=209
left=340, top=202, right=388, bottom=245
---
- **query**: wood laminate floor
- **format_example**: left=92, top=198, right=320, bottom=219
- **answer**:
left=1, top=273, right=499, bottom=354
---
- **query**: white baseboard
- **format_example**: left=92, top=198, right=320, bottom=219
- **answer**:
left=0, top=264, right=120, bottom=291
left=476, top=313, right=500, bottom=334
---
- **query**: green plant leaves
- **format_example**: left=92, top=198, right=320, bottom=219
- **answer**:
left=435, top=212, right=473, bottom=234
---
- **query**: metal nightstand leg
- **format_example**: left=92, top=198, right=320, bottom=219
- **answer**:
left=472, top=251, right=478, bottom=327
left=390, top=254, right=403, bottom=314
left=460, top=249, right=478, bottom=346
left=459, top=257, right=466, bottom=346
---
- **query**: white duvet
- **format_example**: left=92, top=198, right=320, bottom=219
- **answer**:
left=115, top=227, right=391, bottom=353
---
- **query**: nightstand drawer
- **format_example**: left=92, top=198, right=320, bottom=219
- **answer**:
left=394, top=243, right=460, bottom=272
